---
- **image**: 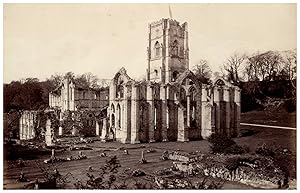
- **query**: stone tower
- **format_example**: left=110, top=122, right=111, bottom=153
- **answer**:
left=146, top=18, right=189, bottom=83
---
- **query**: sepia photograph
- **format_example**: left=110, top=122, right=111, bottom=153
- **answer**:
left=2, top=2, right=297, bottom=189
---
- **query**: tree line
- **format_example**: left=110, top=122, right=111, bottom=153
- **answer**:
left=3, top=72, right=110, bottom=113
left=4, top=49, right=296, bottom=113
left=191, top=49, right=296, bottom=112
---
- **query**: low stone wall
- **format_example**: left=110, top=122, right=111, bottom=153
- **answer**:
left=168, top=151, right=285, bottom=189
left=168, top=151, right=204, bottom=163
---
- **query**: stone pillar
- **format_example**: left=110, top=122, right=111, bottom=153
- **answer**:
left=147, top=83, right=155, bottom=143
left=109, top=81, right=116, bottom=101
left=201, top=85, right=213, bottom=139
left=229, top=87, right=236, bottom=136
left=187, top=95, right=191, bottom=127
left=130, top=84, right=140, bottom=144
left=29, top=113, right=34, bottom=139
left=109, top=106, right=113, bottom=128
left=160, top=85, right=168, bottom=141
left=19, top=115, right=23, bottom=140
left=101, top=118, right=108, bottom=141
left=96, top=121, right=100, bottom=136
left=177, top=104, right=189, bottom=142
left=58, top=126, right=63, bottom=136
left=234, top=87, right=241, bottom=137
left=58, top=112, right=63, bottom=136
left=123, top=84, right=131, bottom=143
left=213, top=87, right=220, bottom=134
left=223, top=87, right=231, bottom=137
left=183, top=22, right=189, bottom=68
left=49, top=93, right=52, bottom=107
left=45, top=119, right=54, bottom=146
left=71, top=126, right=78, bottom=136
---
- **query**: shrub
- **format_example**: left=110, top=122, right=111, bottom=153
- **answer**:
left=207, top=134, right=249, bottom=155
left=207, top=134, right=236, bottom=154
left=255, top=143, right=275, bottom=157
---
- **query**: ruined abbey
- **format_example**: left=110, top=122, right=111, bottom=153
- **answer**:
left=19, top=18, right=241, bottom=144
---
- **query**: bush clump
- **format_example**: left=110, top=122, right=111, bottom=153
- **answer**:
left=255, top=143, right=275, bottom=157
left=208, top=133, right=249, bottom=154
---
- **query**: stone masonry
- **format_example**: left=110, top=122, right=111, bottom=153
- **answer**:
left=106, top=18, right=241, bottom=143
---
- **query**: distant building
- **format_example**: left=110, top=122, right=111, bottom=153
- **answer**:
left=49, top=78, right=109, bottom=112
left=19, top=78, right=109, bottom=140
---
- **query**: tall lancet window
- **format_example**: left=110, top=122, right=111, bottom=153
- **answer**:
left=171, top=40, right=178, bottom=56
left=155, top=41, right=160, bottom=57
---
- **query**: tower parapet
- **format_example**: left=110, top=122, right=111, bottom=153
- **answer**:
left=147, top=18, right=189, bottom=83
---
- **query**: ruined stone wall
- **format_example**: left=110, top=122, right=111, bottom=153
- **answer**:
left=211, top=79, right=241, bottom=138
left=108, top=68, right=241, bottom=144
left=19, top=111, right=38, bottom=140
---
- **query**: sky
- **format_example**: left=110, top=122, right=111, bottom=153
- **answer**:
left=3, top=3, right=297, bottom=83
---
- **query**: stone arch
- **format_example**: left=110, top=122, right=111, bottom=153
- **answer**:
left=111, top=103, right=115, bottom=113
left=175, top=70, right=203, bottom=141
left=175, top=70, right=202, bottom=93
left=112, top=67, right=132, bottom=85
left=213, top=77, right=233, bottom=88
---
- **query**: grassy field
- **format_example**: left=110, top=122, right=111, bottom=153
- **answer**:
left=4, top=122, right=296, bottom=189
left=3, top=110, right=297, bottom=189
left=241, top=110, right=296, bottom=128
left=3, top=141, right=254, bottom=189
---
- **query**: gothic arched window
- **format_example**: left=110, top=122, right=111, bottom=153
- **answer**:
left=116, top=79, right=124, bottom=98
left=172, top=71, right=179, bottom=82
left=154, top=41, right=160, bottom=57
left=154, top=69, right=158, bottom=76
left=171, top=40, right=178, bottom=56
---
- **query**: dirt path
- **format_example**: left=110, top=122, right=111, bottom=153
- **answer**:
left=241, top=123, right=296, bottom=130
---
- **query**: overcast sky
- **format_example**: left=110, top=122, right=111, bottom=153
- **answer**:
left=3, top=3, right=296, bottom=83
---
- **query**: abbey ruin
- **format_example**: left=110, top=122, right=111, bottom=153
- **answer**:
left=19, top=18, right=241, bottom=144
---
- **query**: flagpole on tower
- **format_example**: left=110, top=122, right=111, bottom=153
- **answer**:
left=168, top=4, right=173, bottom=19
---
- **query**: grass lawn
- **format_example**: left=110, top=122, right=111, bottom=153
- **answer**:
left=3, top=110, right=297, bottom=189
left=241, top=110, right=296, bottom=128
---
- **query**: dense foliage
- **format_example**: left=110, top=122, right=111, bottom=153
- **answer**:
left=3, top=72, right=109, bottom=113
left=207, top=133, right=249, bottom=154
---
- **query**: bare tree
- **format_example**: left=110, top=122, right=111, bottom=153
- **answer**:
left=280, top=50, right=297, bottom=98
left=75, top=72, right=99, bottom=89
left=48, top=73, right=64, bottom=88
left=192, top=59, right=212, bottom=84
left=98, top=79, right=111, bottom=88
left=64, top=71, right=75, bottom=80
left=247, top=51, right=283, bottom=81
left=280, top=50, right=296, bottom=82
left=222, top=53, right=247, bottom=84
